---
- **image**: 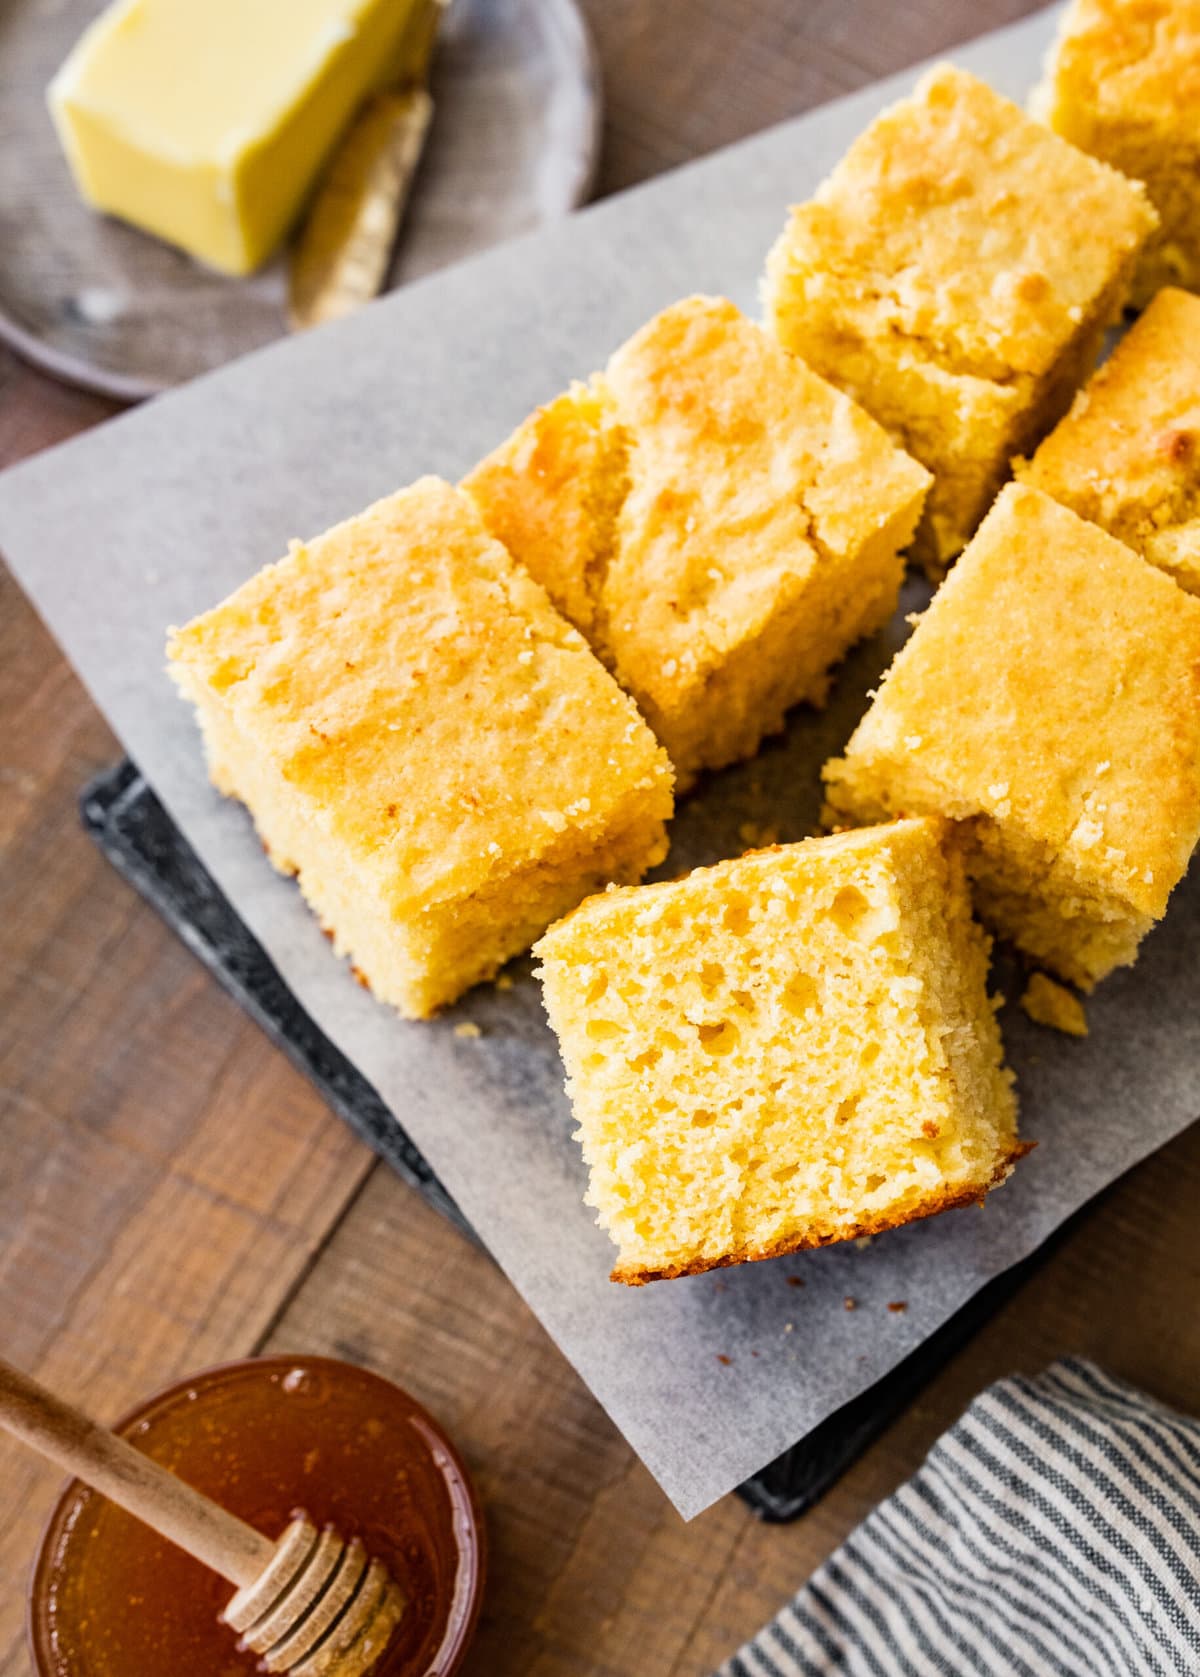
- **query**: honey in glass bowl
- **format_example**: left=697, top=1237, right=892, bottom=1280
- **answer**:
left=28, top=1355, right=485, bottom=1677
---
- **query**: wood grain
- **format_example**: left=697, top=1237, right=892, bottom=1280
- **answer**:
left=4, top=4, right=1199, bottom=1675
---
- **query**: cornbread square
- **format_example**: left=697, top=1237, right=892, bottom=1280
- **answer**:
left=167, top=477, right=674, bottom=1018
left=824, top=484, right=1200, bottom=989
left=464, top=295, right=930, bottom=788
left=1016, top=288, right=1200, bottom=594
left=535, top=819, right=1021, bottom=1285
left=1033, top=0, right=1200, bottom=305
left=763, top=64, right=1158, bottom=575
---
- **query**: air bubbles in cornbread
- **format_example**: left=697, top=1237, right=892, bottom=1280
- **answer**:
left=763, top=64, right=1158, bottom=576
left=1016, top=287, right=1200, bottom=594
left=535, top=819, right=1021, bottom=1285
left=167, top=477, right=674, bottom=1018
left=824, top=484, right=1200, bottom=989
left=464, top=295, right=930, bottom=788
left=1032, top=0, right=1200, bottom=306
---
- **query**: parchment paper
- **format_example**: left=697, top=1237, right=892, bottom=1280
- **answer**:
left=3, top=3, right=1196, bottom=1520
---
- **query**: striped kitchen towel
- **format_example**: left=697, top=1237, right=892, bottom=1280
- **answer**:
left=719, top=1358, right=1200, bottom=1677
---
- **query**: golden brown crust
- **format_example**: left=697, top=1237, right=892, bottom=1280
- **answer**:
left=1041, top=0, right=1200, bottom=129
left=610, top=1142, right=1034, bottom=1285
left=763, top=64, right=1156, bottom=569
left=467, top=295, right=928, bottom=783
left=1015, top=288, right=1200, bottom=593
left=168, top=477, right=674, bottom=1017
left=168, top=478, right=672, bottom=914
left=1035, top=0, right=1200, bottom=302
left=825, top=484, right=1200, bottom=930
left=774, top=65, right=1154, bottom=378
left=462, top=384, right=621, bottom=640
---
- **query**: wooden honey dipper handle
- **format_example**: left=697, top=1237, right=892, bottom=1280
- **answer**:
left=0, top=1357, right=274, bottom=1588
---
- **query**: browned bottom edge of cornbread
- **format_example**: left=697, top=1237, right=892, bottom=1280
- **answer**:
left=612, top=1140, right=1033, bottom=1285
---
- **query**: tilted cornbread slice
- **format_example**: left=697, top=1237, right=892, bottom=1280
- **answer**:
left=535, top=819, right=1021, bottom=1284
left=464, top=295, right=930, bottom=788
left=1032, top=0, right=1200, bottom=306
left=168, top=477, right=674, bottom=1018
left=824, top=484, right=1200, bottom=989
left=1016, top=288, right=1200, bottom=595
left=763, top=64, right=1157, bottom=576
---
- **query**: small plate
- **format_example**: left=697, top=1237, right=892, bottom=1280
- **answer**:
left=0, top=0, right=600, bottom=399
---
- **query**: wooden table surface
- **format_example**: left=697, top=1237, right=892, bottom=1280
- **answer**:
left=3, top=3, right=1200, bottom=1672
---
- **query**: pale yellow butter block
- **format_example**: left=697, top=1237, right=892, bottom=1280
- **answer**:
left=48, top=0, right=427, bottom=276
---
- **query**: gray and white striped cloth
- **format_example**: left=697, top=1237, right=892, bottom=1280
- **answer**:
left=719, top=1358, right=1200, bottom=1677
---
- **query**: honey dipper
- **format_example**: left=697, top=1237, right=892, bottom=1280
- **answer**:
left=0, top=1357, right=405, bottom=1676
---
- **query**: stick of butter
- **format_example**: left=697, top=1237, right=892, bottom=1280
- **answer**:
left=48, top=0, right=427, bottom=277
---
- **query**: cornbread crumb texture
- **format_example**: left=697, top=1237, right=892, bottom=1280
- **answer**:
left=1034, top=0, right=1200, bottom=304
left=763, top=63, right=1157, bottom=573
left=168, top=477, right=673, bottom=1019
left=1021, top=974, right=1089, bottom=1038
left=535, top=819, right=1020, bottom=1285
left=1017, top=288, right=1200, bottom=594
left=824, top=484, right=1200, bottom=989
left=464, top=295, right=930, bottom=786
